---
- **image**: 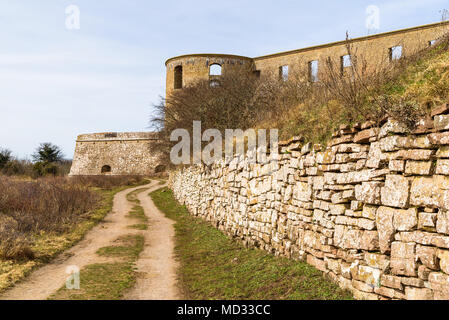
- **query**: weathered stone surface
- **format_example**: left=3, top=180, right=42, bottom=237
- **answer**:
left=364, top=252, right=390, bottom=271
left=355, top=182, right=382, bottom=205
left=418, top=211, right=437, bottom=230
left=437, top=249, right=449, bottom=274
left=429, top=131, right=449, bottom=145
left=390, top=242, right=417, bottom=276
left=334, top=225, right=379, bottom=250
left=376, top=206, right=395, bottom=253
left=381, top=274, right=403, bottom=290
left=170, top=114, right=449, bottom=300
left=306, top=254, right=327, bottom=272
left=431, top=103, right=449, bottom=117
left=437, top=146, right=449, bottom=158
left=354, top=128, right=379, bottom=143
left=379, top=118, right=409, bottom=138
left=381, top=175, right=410, bottom=208
left=436, top=159, right=449, bottom=175
left=429, top=272, right=449, bottom=299
left=416, top=245, right=439, bottom=270
left=393, top=208, right=418, bottom=231
left=405, top=287, right=434, bottom=300
left=437, top=210, right=449, bottom=235
left=404, top=161, right=433, bottom=176
left=389, top=160, right=405, bottom=172
left=410, top=176, right=449, bottom=209
left=390, top=149, right=435, bottom=161
left=434, top=114, right=449, bottom=131
left=362, top=204, right=378, bottom=220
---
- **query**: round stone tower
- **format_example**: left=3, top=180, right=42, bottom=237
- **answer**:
left=165, top=54, right=254, bottom=97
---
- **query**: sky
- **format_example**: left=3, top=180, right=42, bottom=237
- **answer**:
left=0, top=0, right=447, bottom=159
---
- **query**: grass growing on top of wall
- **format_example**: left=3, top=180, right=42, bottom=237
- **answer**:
left=150, top=187, right=353, bottom=300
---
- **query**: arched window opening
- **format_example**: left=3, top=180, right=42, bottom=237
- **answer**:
left=174, top=65, right=183, bottom=89
left=155, top=164, right=166, bottom=173
left=209, top=64, right=222, bottom=76
left=101, top=165, right=111, bottom=174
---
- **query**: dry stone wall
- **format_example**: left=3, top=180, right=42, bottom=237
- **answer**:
left=170, top=104, right=449, bottom=300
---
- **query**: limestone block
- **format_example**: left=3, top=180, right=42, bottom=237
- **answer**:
left=434, top=114, right=449, bottom=131
left=437, top=210, right=449, bottom=234
left=355, top=182, right=382, bottom=205
left=362, top=205, right=378, bottom=220
left=436, top=146, right=449, bottom=158
left=393, top=207, right=417, bottom=231
left=364, top=252, right=390, bottom=271
left=381, top=175, right=410, bottom=208
left=405, top=287, right=434, bottom=300
left=379, top=118, right=409, bottom=138
left=418, top=211, right=437, bottom=230
left=354, top=128, right=379, bottom=143
left=390, top=242, right=417, bottom=276
left=389, top=160, right=405, bottom=172
left=429, top=272, right=449, bottom=299
left=404, top=161, right=433, bottom=176
left=436, top=159, right=449, bottom=175
left=376, top=206, right=395, bottom=253
left=437, top=249, right=449, bottom=274
left=416, top=244, right=439, bottom=270
left=380, top=274, right=403, bottom=290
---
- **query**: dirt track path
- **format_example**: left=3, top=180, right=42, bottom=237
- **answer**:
left=0, top=181, right=180, bottom=300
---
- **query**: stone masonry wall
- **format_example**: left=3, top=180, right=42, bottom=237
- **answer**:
left=69, top=132, right=163, bottom=176
left=169, top=104, right=449, bottom=300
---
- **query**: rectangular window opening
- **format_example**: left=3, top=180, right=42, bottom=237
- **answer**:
left=390, top=46, right=403, bottom=61
left=279, top=65, right=289, bottom=81
left=308, top=60, right=319, bottom=82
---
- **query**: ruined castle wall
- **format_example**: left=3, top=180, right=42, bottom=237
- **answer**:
left=69, top=132, right=163, bottom=176
left=165, top=21, right=449, bottom=96
left=254, top=21, right=449, bottom=81
left=169, top=105, right=449, bottom=300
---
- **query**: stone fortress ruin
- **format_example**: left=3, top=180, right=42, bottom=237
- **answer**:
left=68, top=20, right=449, bottom=300
left=71, top=21, right=449, bottom=177
left=166, top=21, right=449, bottom=96
left=69, top=132, right=164, bottom=176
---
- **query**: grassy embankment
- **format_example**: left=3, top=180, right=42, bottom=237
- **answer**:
left=151, top=187, right=353, bottom=300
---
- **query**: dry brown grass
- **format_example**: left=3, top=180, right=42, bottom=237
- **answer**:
left=0, top=176, right=99, bottom=260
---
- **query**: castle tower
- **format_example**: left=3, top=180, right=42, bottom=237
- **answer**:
left=165, top=54, right=254, bottom=97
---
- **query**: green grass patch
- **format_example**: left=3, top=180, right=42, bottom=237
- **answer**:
left=128, top=224, right=148, bottom=230
left=96, top=235, right=144, bottom=259
left=150, top=188, right=353, bottom=300
left=50, top=235, right=144, bottom=300
left=127, top=205, right=148, bottom=222
left=126, top=187, right=150, bottom=204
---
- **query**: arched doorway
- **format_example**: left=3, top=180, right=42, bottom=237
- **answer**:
left=154, top=164, right=166, bottom=173
left=101, top=165, right=111, bottom=174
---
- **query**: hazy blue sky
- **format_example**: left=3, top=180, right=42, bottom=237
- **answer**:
left=0, top=0, right=447, bottom=159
